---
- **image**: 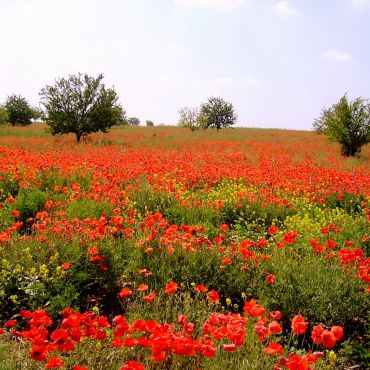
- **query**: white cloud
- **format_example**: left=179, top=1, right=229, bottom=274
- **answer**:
left=352, top=0, right=370, bottom=10
left=273, top=1, right=299, bottom=17
left=322, top=49, right=352, bottom=62
left=174, top=0, right=246, bottom=10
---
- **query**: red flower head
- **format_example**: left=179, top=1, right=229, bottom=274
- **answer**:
left=207, top=290, right=220, bottom=303
left=291, top=315, right=308, bottom=335
left=164, top=281, right=178, bottom=294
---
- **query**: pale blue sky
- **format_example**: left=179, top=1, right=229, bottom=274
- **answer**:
left=0, top=0, right=369, bottom=129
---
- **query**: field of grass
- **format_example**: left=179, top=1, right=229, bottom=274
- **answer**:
left=0, top=124, right=369, bottom=369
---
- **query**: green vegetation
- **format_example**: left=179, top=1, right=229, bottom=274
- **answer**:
left=313, top=94, right=370, bottom=157
left=40, top=73, right=127, bottom=142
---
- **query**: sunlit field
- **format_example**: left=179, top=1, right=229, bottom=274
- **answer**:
left=0, top=124, right=369, bottom=369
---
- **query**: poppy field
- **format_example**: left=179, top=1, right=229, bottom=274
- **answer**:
left=0, top=125, right=369, bottom=369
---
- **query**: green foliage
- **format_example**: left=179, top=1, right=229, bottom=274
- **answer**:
left=313, top=94, right=370, bottom=156
left=5, top=94, right=33, bottom=126
left=127, top=117, right=140, bottom=126
left=199, top=96, right=237, bottom=131
left=146, top=120, right=154, bottom=127
left=259, top=245, right=369, bottom=329
left=40, top=73, right=127, bottom=142
left=178, top=106, right=202, bottom=131
left=12, top=187, right=47, bottom=226
left=0, top=106, right=9, bottom=125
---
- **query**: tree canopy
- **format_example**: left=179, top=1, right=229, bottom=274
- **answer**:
left=40, top=73, right=126, bottom=142
left=313, top=94, right=370, bottom=157
left=199, top=96, right=237, bottom=131
left=178, top=106, right=201, bottom=131
left=5, top=94, right=33, bottom=126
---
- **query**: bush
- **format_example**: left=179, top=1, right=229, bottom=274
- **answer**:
left=146, top=120, right=154, bottom=127
left=40, top=73, right=127, bottom=142
left=5, top=94, right=33, bottom=126
left=127, top=117, right=140, bottom=126
left=313, top=94, right=370, bottom=156
left=178, top=106, right=202, bottom=131
left=0, top=106, right=8, bottom=125
left=199, top=96, right=237, bottom=131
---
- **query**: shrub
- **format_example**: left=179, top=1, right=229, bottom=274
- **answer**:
left=5, top=94, right=33, bottom=126
left=199, top=96, right=237, bottom=131
left=40, top=73, right=127, bottom=142
left=313, top=94, right=370, bottom=156
left=0, top=106, right=8, bottom=125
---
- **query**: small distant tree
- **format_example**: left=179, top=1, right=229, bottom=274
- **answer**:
left=0, top=106, right=9, bottom=125
left=127, top=117, right=140, bottom=126
left=178, top=106, right=201, bottom=131
left=199, top=96, right=237, bottom=131
left=313, top=94, right=370, bottom=157
left=31, top=107, right=43, bottom=122
left=40, top=73, right=126, bottom=142
left=146, top=120, right=154, bottom=127
left=5, top=94, right=33, bottom=126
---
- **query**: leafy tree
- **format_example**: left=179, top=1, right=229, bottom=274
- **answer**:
left=178, top=106, right=201, bottom=131
left=199, top=96, right=237, bottom=131
left=146, top=120, right=154, bottom=127
left=0, top=106, right=9, bottom=125
left=30, top=107, right=43, bottom=122
left=5, top=94, right=33, bottom=126
left=127, top=117, right=140, bottom=126
left=40, top=73, right=126, bottom=142
left=313, top=95, right=370, bottom=157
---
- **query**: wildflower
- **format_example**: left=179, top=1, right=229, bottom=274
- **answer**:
left=137, top=284, right=149, bottom=291
left=311, top=325, right=324, bottom=345
left=243, top=300, right=265, bottom=317
left=265, top=274, right=276, bottom=284
left=45, top=357, right=64, bottom=368
left=322, top=330, right=336, bottom=348
left=195, top=284, right=208, bottom=292
left=263, top=342, right=284, bottom=355
left=291, top=315, right=308, bottom=335
left=119, top=287, right=133, bottom=298
left=207, top=290, right=220, bottom=303
left=143, top=292, right=157, bottom=303
left=164, top=281, right=178, bottom=294
left=61, top=262, right=71, bottom=270
left=119, top=360, right=145, bottom=370
left=268, top=225, right=279, bottom=235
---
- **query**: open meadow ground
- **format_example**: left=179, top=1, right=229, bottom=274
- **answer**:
left=0, top=124, right=369, bottom=369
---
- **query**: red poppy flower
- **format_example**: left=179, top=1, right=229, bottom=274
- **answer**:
left=164, top=281, right=178, bottom=294
left=291, top=315, right=308, bottom=335
left=45, top=357, right=64, bottom=368
left=265, top=274, right=276, bottom=284
left=119, top=287, right=133, bottom=298
left=143, top=292, right=157, bottom=303
left=331, top=325, right=343, bottom=341
left=322, top=330, right=336, bottom=348
left=120, top=361, right=145, bottom=370
left=263, top=342, right=284, bottom=355
left=195, top=284, right=208, bottom=292
left=207, top=290, right=220, bottom=303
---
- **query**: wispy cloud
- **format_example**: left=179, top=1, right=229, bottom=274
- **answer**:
left=352, top=0, right=370, bottom=10
left=173, top=0, right=246, bottom=10
left=322, top=49, right=352, bottom=62
left=272, top=1, right=299, bottom=17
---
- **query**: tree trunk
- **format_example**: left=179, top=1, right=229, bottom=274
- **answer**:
left=76, top=133, right=82, bottom=143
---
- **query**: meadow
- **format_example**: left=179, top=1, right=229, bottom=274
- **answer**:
left=0, top=124, right=369, bottom=369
